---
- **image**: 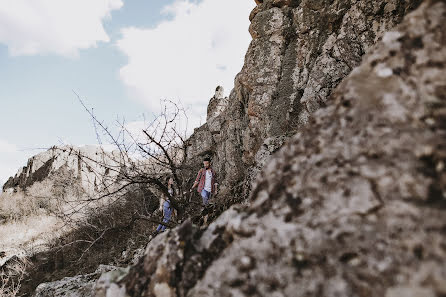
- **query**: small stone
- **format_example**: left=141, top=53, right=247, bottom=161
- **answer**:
left=295, top=252, right=305, bottom=262
left=376, top=67, right=393, bottom=77
left=425, top=117, right=436, bottom=126
left=348, top=257, right=361, bottom=266
left=415, top=145, right=434, bottom=158
left=239, top=256, right=255, bottom=271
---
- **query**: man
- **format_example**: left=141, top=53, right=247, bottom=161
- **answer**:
left=191, top=157, right=218, bottom=206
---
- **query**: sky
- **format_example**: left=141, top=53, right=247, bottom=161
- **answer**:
left=0, top=0, right=255, bottom=185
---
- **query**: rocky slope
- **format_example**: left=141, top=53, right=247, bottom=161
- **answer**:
left=97, top=1, right=446, bottom=296
left=29, top=0, right=446, bottom=296
left=2, top=145, right=123, bottom=195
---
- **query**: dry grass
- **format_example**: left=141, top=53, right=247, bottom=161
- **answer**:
left=0, top=178, right=78, bottom=256
left=0, top=215, right=63, bottom=253
left=0, top=180, right=59, bottom=222
left=0, top=181, right=67, bottom=297
left=0, top=178, right=159, bottom=296
left=0, top=179, right=65, bottom=253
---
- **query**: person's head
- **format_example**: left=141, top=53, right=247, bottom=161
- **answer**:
left=166, top=176, right=174, bottom=186
left=203, top=157, right=211, bottom=169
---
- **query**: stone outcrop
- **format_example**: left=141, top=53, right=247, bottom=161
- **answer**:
left=185, top=0, right=423, bottom=198
left=91, top=1, right=446, bottom=296
left=2, top=145, right=124, bottom=195
left=33, top=265, right=119, bottom=297
left=206, top=86, right=229, bottom=143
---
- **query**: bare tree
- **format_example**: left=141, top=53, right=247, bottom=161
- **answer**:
left=0, top=256, right=29, bottom=297
left=38, top=93, right=198, bottom=249
left=73, top=92, right=192, bottom=210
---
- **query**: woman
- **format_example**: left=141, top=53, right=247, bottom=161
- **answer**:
left=155, top=176, right=175, bottom=233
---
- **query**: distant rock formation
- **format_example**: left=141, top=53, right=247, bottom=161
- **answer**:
left=2, top=145, right=124, bottom=195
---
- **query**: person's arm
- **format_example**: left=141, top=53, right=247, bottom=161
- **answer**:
left=191, top=169, right=202, bottom=191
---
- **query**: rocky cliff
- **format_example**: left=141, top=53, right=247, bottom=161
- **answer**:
left=2, top=145, right=123, bottom=195
left=186, top=0, right=423, bottom=199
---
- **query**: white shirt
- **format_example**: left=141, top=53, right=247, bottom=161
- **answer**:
left=204, top=169, right=212, bottom=192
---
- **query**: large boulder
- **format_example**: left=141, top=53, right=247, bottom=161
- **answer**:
left=93, top=209, right=243, bottom=297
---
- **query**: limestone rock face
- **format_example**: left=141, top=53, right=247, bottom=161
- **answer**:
left=2, top=145, right=124, bottom=195
left=186, top=0, right=423, bottom=198
left=189, top=1, right=446, bottom=296
left=95, top=1, right=446, bottom=296
left=184, top=86, right=229, bottom=185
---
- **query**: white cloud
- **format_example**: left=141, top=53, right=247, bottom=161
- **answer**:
left=0, top=0, right=123, bottom=57
left=117, top=0, right=255, bottom=127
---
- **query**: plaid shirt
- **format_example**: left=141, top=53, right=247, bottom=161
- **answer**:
left=195, top=167, right=217, bottom=193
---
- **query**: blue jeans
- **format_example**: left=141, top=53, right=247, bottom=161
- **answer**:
left=201, top=189, right=211, bottom=206
left=156, top=201, right=172, bottom=232
left=156, top=217, right=170, bottom=232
